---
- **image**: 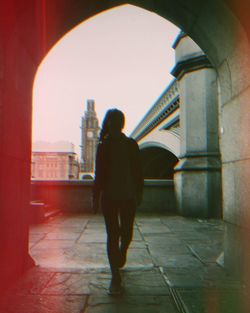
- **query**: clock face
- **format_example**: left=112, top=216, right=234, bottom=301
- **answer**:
left=87, top=131, right=93, bottom=138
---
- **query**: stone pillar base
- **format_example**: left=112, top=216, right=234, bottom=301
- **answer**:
left=174, top=155, right=222, bottom=218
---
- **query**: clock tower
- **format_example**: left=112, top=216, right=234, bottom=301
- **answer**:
left=80, top=100, right=99, bottom=173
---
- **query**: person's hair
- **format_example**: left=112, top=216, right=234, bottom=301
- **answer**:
left=99, top=109, right=125, bottom=141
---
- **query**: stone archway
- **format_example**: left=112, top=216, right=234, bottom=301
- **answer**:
left=1, top=0, right=250, bottom=291
left=138, top=130, right=181, bottom=157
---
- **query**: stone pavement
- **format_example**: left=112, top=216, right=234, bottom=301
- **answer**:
left=0, top=213, right=249, bottom=313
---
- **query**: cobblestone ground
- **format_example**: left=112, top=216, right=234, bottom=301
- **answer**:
left=0, top=213, right=249, bottom=313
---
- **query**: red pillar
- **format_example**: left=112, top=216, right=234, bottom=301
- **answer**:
left=0, top=1, right=46, bottom=292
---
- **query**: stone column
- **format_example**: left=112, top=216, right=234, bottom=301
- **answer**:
left=172, top=33, right=221, bottom=218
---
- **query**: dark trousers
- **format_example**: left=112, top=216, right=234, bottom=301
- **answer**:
left=102, top=197, right=136, bottom=274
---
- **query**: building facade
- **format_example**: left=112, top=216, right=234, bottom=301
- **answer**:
left=32, top=142, right=79, bottom=180
left=80, top=100, right=99, bottom=175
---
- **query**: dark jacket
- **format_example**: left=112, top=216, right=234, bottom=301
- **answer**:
left=94, top=133, right=143, bottom=203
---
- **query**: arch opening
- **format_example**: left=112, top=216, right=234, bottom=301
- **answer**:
left=141, top=146, right=178, bottom=179
left=32, top=4, right=180, bottom=160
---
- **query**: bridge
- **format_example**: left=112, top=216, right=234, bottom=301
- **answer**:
left=131, top=79, right=180, bottom=152
left=131, top=79, right=180, bottom=179
left=131, top=32, right=221, bottom=219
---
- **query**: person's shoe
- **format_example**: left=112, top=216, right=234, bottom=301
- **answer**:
left=108, top=276, right=122, bottom=296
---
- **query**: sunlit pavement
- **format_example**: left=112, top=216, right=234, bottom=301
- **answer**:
left=0, top=213, right=249, bottom=313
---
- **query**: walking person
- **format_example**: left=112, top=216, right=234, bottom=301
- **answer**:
left=93, top=109, right=143, bottom=295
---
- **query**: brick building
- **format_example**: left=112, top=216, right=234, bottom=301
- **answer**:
left=32, top=142, right=79, bottom=180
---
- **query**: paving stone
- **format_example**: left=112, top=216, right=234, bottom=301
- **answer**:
left=163, top=266, right=243, bottom=289
left=6, top=213, right=244, bottom=313
left=86, top=295, right=178, bottom=313
left=42, top=272, right=93, bottom=295
left=7, top=268, right=55, bottom=295
left=84, top=223, right=140, bottom=236
left=144, top=233, right=182, bottom=245
left=45, top=232, right=81, bottom=240
left=85, top=224, right=107, bottom=231
left=136, top=216, right=163, bottom=224
left=89, top=215, right=105, bottom=222
left=29, top=234, right=46, bottom=249
left=30, top=248, right=69, bottom=268
left=78, top=232, right=107, bottom=243
left=46, top=215, right=67, bottom=223
left=87, top=221, right=106, bottom=227
left=147, top=242, right=190, bottom=254
left=157, top=254, right=203, bottom=268
left=69, top=243, right=108, bottom=268
left=29, top=234, right=46, bottom=243
left=30, top=224, right=84, bottom=234
left=201, top=267, right=243, bottom=289
left=31, top=239, right=76, bottom=249
left=188, top=242, right=224, bottom=263
left=125, top=248, right=154, bottom=268
left=47, top=218, right=88, bottom=230
left=88, top=295, right=170, bottom=306
left=82, top=228, right=106, bottom=234
left=29, top=242, right=38, bottom=250
left=29, top=225, right=55, bottom=234
left=129, top=241, right=147, bottom=249
left=60, top=217, right=89, bottom=225
left=74, top=242, right=107, bottom=254
left=86, top=219, right=105, bottom=228
left=0, top=295, right=87, bottom=313
left=149, top=248, right=199, bottom=267
left=174, top=231, right=210, bottom=242
left=159, top=216, right=186, bottom=222
left=137, top=224, right=172, bottom=235
left=161, top=219, right=197, bottom=232
left=192, top=231, right=224, bottom=244
left=121, top=269, right=170, bottom=296
left=131, top=229, right=143, bottom=241
left=136, top=219, right=166, bottom=226
left=194, top=224, right=225, bottom=233
left=32, top=246, right=109, bottom=270
left=194, top=218, right=225, bottom=228
left=50, top=225, right=86, bottom=233
left=163, top=267, right=208, bottom=288
left=173, top=288, right=247, bottom=313
left=42, top=272, right=111, bottom=295
left=31, top=267, right=109, bottom=275
left=31, top=244, right=108, bottom=271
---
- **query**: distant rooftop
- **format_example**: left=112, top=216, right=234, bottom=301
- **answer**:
left=32, top=141, right=75, bottom=153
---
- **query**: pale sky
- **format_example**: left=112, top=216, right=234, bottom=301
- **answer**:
left=32, top=4, right=179, bottom=156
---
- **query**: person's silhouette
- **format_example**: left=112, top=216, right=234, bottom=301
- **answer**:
left=93, top=109, right=143, bottom=295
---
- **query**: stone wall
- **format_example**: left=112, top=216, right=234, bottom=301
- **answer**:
left=140, top=180, right=177, bottom=213
left=31, top=180, right=177, bottom=214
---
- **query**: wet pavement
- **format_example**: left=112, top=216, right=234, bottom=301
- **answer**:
left=0, top=213, right=249, bottom=313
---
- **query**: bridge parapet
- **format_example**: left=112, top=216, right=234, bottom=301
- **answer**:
left=131, top=79, right=179, bottom=141
left=30, top=180, right=176, bottom=214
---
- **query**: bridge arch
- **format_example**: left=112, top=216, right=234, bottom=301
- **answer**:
left=139, top=141, right=175, bottom=154
left=138, top=129, right=180, bottom=158
left=140, top=144, right=179, bottom=179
